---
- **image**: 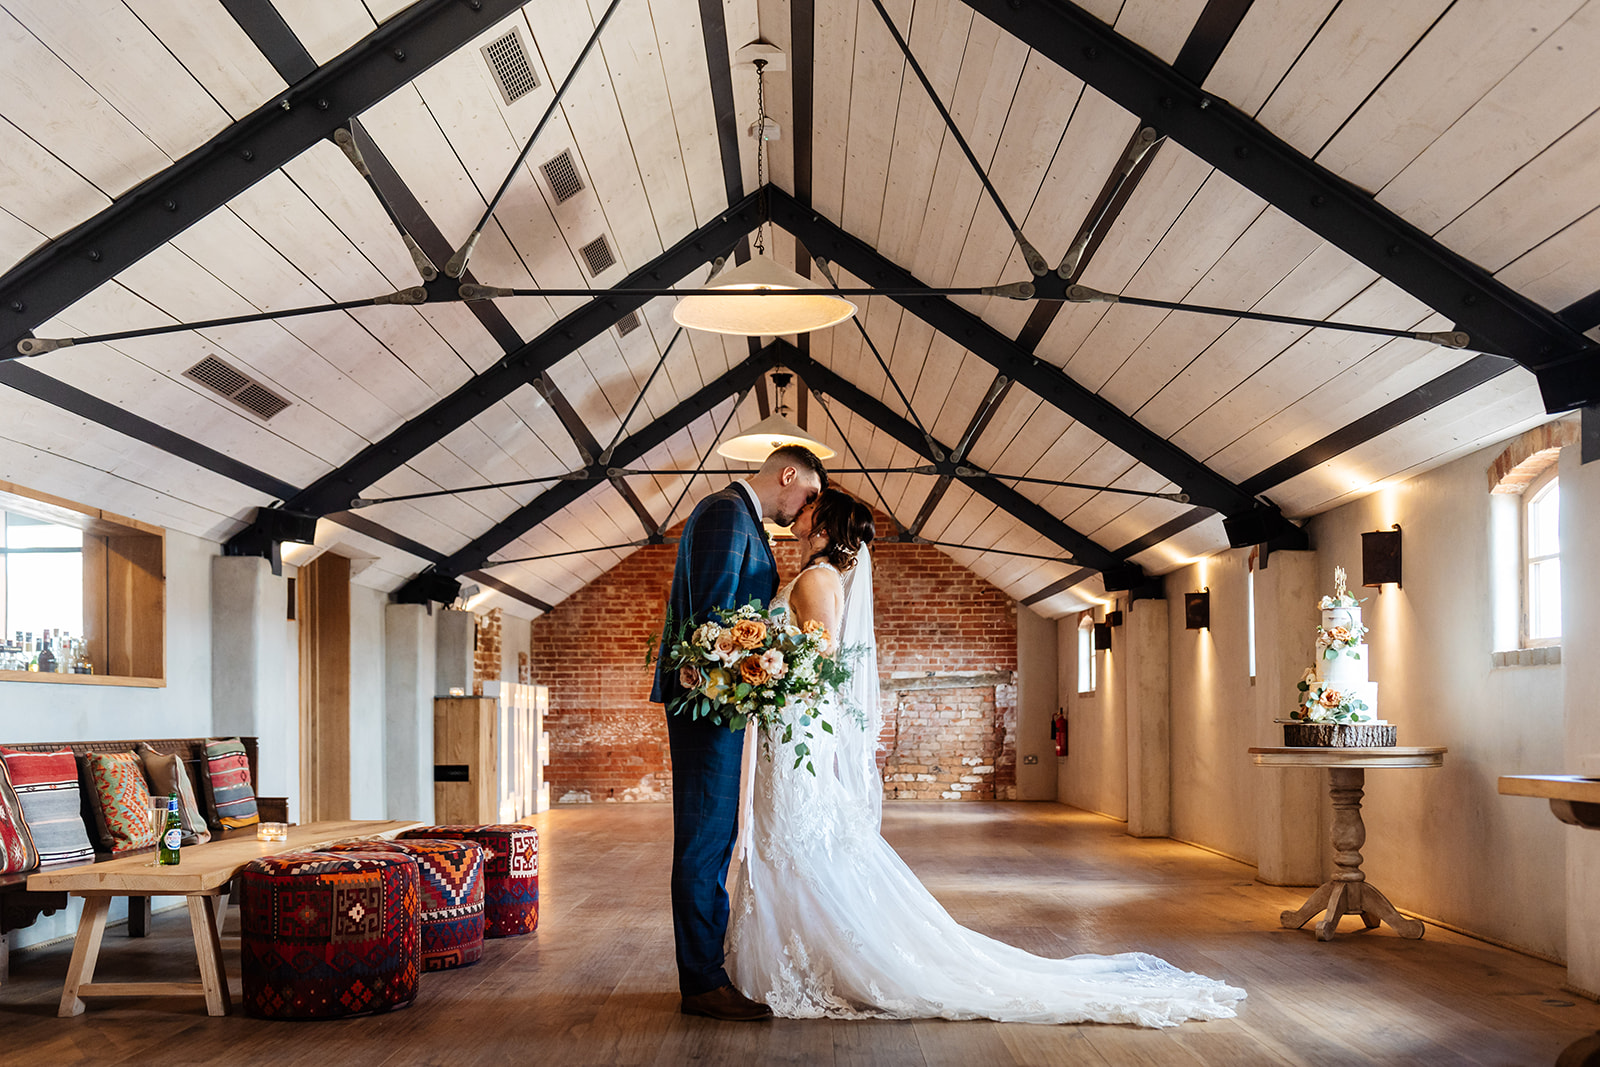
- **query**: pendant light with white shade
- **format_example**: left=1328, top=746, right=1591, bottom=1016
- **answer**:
left=716, top=372, right=834, bottom=461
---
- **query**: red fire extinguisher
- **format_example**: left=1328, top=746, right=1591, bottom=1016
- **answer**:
left=1051, top=709, right=1068, bottom=757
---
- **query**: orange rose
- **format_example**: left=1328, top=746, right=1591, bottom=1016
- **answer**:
left=739, top=657, right=770, bottom=687
left=1318, top=689, right=1343, bottom=708
left=679, top=665, right=703, bottom=690
left=730, top=619, right=767, bottom=650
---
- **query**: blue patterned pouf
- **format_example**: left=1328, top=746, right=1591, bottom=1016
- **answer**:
left=238, top=851, right=421, bottom=1019
left=318, top=839, right=485, bottom=971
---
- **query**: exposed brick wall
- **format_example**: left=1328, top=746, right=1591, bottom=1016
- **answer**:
left=527, top=513, right=1018, bottom=803
left=472, top=608, right=502, bottom=696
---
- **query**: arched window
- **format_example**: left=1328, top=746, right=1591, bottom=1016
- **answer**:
left=1076, top=614, right=1096, bottom=694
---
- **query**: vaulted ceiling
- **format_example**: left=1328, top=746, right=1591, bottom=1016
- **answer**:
left=0, top=0, right=1595, bottom=619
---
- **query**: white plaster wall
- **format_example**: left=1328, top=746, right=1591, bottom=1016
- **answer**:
left=1307, top=447, right=1565, bottom=960
left=1559, top=444, right=1600, bottom=990
left=347, top=583, right=386, bottom=818
left=1057, top=612, right=1128, bottom=820
left=1167, top=552, right=1259, bottom=864
left=1015, top=605, right=1058, bottom=801
left=500, top=613, right=530, bottom=686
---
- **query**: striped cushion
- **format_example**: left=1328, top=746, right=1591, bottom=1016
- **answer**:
left=0, top=748, right=94, bottom=866
left=204, top=738, right=258, bottom=829
left=84, top=751, right=161, bottom=853
left=0, top=758, right=38, bottom=874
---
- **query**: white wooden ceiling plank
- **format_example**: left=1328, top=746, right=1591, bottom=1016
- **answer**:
left=1086, top=490, right=1190, bottom=553
left=871, top=0, right=973, bottom=268
left=1206, top=341, right=1476, bottom=486
left=963, top=388, right=1040, bottom=471
left=547, top=347, right=627, bottom=447
left=434, top=419, right=549, bottom=490
left=651, top=0, right=728, bottom=226
left=1264, top=371, right=1547, bottom=519
left=1203, top=0, right=1338, bottom=117
left=1369, top=4, right=1600, bottom=238
left=269, top=0, right=374, bottom=66
left=6, top=0, right=230, bottom=159
left=810, top=0, right=858, bottom=225
left=281, top=140, right=435, bottom=293
left=395, top=446, right=521, bottom=517
left=839, top=0, right=911, bottom=250
left=1170, top=279, right=1437, bottom=465
left=905, top=17, right=1030, bottom=288
left=0, top=9, right=166, bottom=198
left=0, top=118, right=107, bottom=253
left=1035, top=146, right=1215, bottom=373
left=1137, top=242, right=1378, bottom=439
left=0, top=206, right=43, bottom=275
left=980, top=398, right=1069, bottom=477
left=1317, top=0, right=1586, bottom=196
left=495, top=385, right=589, bottom=472
left=357, top=499, right=491, bottom=558
left=1435, top=108, right=1600, bottom=275
left=1255, top=0, right=1454, bottom=158
left=415, top=302, right=512, bottom=374
left=1494, top=204, right=1600, bottom=313
left=1127, top=513, right=1227, bottom=576
left=1111, top=0, right=1208, bottom=65
left=755, top=0, right=795, bottom=196
left=360, top=87, right=494, bottom=252
left=122, top=0, right=286, bottom=120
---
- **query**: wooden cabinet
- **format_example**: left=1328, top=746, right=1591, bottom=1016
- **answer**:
left=433, top=696, right=497, bottom=824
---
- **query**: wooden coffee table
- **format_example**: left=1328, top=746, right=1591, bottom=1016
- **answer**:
left=27, top=819, right=419, bottom=1016
left=1249, top=747, right=1446, bottom=941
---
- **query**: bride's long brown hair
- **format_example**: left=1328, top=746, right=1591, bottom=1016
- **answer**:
left=804, top=488, right=876, bottom=573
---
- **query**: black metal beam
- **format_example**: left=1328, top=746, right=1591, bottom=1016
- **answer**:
left=774, top=342, right=1130, bottom=575
left=767, top=187, right=1294, bottom=542
left=954, top=0, right=1600, bottom=410
left=227, top=190, right=764, bottom=554
left=393, top=349, right=783, bottom=601
left=0, top=0, right=529, bottom=357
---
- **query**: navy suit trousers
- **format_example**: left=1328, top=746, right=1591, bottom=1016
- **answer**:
left=666, top=710, right=746, bottom=995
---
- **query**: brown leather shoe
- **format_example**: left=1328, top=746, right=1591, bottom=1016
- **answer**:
left=680, top=984, right=774, bottom=1021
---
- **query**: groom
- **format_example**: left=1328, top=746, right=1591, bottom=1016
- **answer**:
left=652, top=444, right=827, bottom=1021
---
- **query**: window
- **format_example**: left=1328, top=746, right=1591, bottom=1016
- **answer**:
left=1077, top=615, right=1096, bottom=694
left=1524, top=472, right=1560, bottom=646
left=4, top=512, right=85, bottom=638
left=1247, top=564, right=1257, bottom=682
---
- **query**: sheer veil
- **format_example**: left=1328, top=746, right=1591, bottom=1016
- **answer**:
left=834, top=546, right=882, bottom=828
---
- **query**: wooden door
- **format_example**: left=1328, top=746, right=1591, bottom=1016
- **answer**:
left=298, top=554, right=350, bottom=821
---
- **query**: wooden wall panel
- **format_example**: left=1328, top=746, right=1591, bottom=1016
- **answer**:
left=299, top=553, right=351, bottom=822
left=104, top=531, right=164, bottom=680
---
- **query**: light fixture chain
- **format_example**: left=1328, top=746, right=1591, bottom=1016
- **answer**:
left=754, top=59, right=768, bottom=257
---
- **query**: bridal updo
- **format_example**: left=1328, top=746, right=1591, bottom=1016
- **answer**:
left=805, top=488, right=876, bottom=573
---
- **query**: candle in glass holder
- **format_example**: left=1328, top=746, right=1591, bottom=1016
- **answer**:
left=256, top=822, right=289, bottom=843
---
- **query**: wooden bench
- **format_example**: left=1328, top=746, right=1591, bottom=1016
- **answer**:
left=1, top=736, right=287, bottom=981
left=28, top=819, right=419, bottom=1016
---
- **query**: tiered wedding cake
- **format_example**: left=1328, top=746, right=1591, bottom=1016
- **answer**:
left=1289, top=568, right=1394, bottom=745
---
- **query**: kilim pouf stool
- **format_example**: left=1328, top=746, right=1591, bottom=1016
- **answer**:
left=238, top=851, right=421, bottom=1019
left=318, top=838, right=486, bottom=971
left=398, top=824, right=538, bottom=937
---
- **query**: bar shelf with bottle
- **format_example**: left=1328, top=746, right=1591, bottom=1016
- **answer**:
left=0, top=480, right=165, bottom=689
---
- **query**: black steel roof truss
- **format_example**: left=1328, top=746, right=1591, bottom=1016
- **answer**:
left=954, top=0, right=1600, bottom=411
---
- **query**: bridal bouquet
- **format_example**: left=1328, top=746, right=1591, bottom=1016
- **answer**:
left=650, top=599, right=854, bottom=774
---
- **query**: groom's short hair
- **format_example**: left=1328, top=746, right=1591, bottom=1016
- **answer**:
left=762, top=444, right=829, bottom=491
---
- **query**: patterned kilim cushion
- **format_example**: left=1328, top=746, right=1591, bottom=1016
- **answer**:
left=203, top=737, right=258, bottom=829
left=137, top=744, right=211, bottom=845
left=0, top=748, right=94, bottom=866
left=0, top=758, right=38, bottom=874
left=319, top=839, right=486, bottom=971
left=399, top=824, right=538, bottom=937
left=83, top=751, right=161, bottom=853
left=238, top=852, right=421, bottom=1019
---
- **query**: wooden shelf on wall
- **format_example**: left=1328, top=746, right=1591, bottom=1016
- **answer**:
left=0, top=479, right=166, bottom=688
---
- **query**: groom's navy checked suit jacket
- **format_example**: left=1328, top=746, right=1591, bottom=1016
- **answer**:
left=652, top=482, right=777, bottom=996
left=651, top=484, right=778, bottom=705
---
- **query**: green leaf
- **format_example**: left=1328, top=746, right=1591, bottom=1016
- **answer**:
left=735, top=682, right=751, bottom=701
left=1296, top=681, right=1309, bottom=692
left=730, top=714, right=747, bottom=730
left=1324, top=649, right=1337, bottom=661
left=821, top=720, right=834, bottom=734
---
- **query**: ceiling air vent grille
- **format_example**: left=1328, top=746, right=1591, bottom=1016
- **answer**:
left=580, top=235, right=615, bottom=277
left=540, top=149, right=584, bottom=203
left=482, top=28, right=540, bottom=106
left=183, top=355, right=291, bottom=421
left=615, top=310, right=641, bottom=337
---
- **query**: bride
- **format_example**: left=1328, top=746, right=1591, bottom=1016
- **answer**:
left=725, top=488, right=1246, bottom=1027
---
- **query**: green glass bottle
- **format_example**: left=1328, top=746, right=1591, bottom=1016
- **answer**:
left=157, top=793, right=181, bottom=865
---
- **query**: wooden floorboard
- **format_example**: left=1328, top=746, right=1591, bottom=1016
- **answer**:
left=2, top=802, right=1596, bottom=1065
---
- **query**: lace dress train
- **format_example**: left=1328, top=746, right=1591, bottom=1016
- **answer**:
left=725, top=555, right=1245, bottom=1028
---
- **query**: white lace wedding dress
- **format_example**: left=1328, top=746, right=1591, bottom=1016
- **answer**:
left=725, top=549, right=1245, bottom=1027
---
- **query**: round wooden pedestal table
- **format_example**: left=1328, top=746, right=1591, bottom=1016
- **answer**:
left=1248, top=746, right=1447, bottom=941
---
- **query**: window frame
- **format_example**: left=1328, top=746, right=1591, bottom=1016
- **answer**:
left=1076, top=614, right=1096, bottom=695
left=1522, top=468, right=1561, bottom=649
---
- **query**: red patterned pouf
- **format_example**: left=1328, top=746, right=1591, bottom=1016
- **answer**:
left=238, top=851, right=421, bottom=1019
left=398, top=824, right=538, bottom=937
left=318, top=839, right=486, bottom=971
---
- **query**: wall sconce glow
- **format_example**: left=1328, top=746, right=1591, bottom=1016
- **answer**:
left=672, top=256, right=857, bottom=336
left=1362, top=524, right=1402, bottom=588
left=1185, top=589, right=1210, bottom=630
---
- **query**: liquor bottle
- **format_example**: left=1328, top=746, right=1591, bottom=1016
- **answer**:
left=157, top=794, right=182, bottom=865
left=37, top=631, right=56, bottom=674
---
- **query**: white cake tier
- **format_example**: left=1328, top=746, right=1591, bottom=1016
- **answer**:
left=1318, top=644, right=1370, bottom=687
left=1321, top=606, right=1361, bottom=631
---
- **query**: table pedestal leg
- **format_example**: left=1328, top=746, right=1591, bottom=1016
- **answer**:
left=1278, top=767, right=1426, bottom=941
left=58, top=895, right=109, bottom=1017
